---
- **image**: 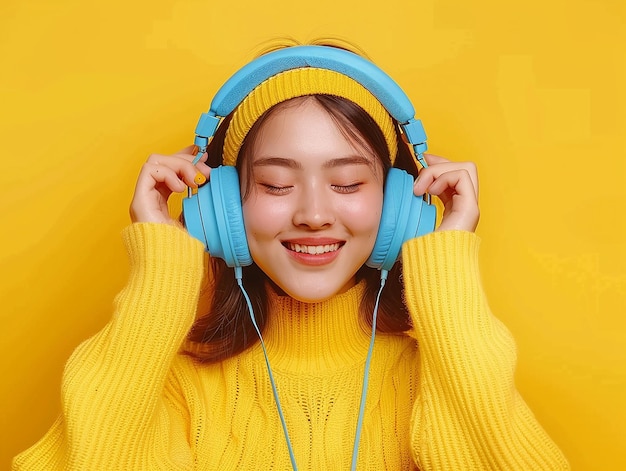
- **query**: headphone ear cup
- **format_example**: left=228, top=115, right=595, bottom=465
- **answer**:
left=366, top=168, right=437, bottom=271
left=182, top=166, right=252, bottom=268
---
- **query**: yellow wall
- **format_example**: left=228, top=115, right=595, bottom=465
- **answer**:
left=1, top=0, right=624, bottom=469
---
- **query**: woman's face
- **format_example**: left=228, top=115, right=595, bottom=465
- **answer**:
left=241, top=97, right=385, bottom=302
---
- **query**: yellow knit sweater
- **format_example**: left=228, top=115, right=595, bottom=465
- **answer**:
left=13, top=224, right=569, bottom=470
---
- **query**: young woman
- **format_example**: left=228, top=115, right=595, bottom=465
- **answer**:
left=13, top=41, right=569, bottom=470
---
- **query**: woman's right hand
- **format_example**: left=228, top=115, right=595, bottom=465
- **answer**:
left=130, top=145, right=212, bottom=225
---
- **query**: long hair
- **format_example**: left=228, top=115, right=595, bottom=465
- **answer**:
left=184, top=93, right=420, bottom=364
left=184, top=45, right=421, bottom=364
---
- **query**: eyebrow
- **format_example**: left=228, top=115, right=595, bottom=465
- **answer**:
left=322, top=155, right=373, bottom=169
left=253, top=157, right=302, bottom=169
left=252, top=155, right=374, bottom=169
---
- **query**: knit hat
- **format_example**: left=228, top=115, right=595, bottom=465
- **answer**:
left=222, top=67, right=398, bottom=166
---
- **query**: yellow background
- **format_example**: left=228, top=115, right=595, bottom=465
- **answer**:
left=1, top=0, right=624, bottom=469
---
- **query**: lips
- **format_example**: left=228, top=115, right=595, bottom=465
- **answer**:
left=282, top=238, right=345, bottom=266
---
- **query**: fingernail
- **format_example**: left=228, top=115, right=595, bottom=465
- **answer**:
left=194, top=172, right=206, bottom=185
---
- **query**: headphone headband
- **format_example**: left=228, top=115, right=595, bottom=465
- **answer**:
left=211, top=45, right=415, bottom=122
left=222, top=67, right=398, bottom=166
left=194, top=45, right=428, bottom=158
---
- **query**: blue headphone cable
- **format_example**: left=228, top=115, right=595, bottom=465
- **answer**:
left=234, top=266, right=387, bottom=471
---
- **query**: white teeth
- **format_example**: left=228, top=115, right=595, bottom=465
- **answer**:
left=288, top=243, right=340, bottom=254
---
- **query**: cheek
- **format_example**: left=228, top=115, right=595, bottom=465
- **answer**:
left=242, top=195, right=289, bottom=240
left=338, top=193, right=383, bottom=236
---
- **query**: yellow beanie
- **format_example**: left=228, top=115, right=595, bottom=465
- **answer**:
left=222, top=67, right=398, bottom=166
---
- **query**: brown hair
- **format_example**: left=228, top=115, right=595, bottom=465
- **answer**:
left=184, top=92, right=419, bottom=363
left=184, top=40, right=421, bottom=363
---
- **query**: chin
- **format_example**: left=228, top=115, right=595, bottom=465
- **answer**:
left=268, top=278, right=355, bottom=303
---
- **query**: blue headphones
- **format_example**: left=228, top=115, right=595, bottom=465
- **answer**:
left=182, top=45, right=436, bottom=272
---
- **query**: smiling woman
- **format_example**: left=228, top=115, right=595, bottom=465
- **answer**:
left=242, top=97, right=385, bottom=302
left=13, top=42, right=570, bottom=471
left=187, top=93, right=413, bottom=362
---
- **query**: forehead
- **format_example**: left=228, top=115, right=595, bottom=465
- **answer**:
left=249, top=97, right=380, bottom=169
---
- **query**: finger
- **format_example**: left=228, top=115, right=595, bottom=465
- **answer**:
left=138, top=163, right=187, bottom=193
left=146, top=159, right=202, bottom=191
left=191, top=151, right=210, bottom=168
left=422, top=153, right=451, bottom=166
left=150, top=146, right=204, bottom=164
left=146, top=153, right=208, bottom=187
left=194, top=159, right=212, bottom=179
left=414, top=161, right=478, bottom=198
left=426, top=169, right=477, bottom=202
left=426, top=170, right=480, bottom=232
left=175, top=144, right=198, bottom=156
left=168, top=148, right=211, bottom=175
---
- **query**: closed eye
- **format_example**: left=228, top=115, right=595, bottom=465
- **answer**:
left=261, top=183, right=293, bottom=195
left=332, top=183, right=361, bottom=194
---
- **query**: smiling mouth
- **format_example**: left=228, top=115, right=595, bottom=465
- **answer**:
left=284, top=242, right=343, bottom=255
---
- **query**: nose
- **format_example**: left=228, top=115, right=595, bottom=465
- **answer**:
left=292, top=184, right=335, bottom=229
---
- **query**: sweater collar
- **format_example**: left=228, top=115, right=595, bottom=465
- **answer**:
left=257, top=280, right=374, bottom=373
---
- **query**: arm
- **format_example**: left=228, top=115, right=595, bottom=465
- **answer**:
left=403, top=230, right=569, bottom=470
left=13, top=223, right=206, bottom=470
left=14, top=147, right=212, bottom=470
left=405, top=155, right=568, bottom=469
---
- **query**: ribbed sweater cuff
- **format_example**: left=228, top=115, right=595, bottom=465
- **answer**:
left=403, top=231, right=485, bottom=331
left=402, top=229, right=517, bottom=376
left=115, top=223, right=206, bottom=347
left=123, top=222, right=205, bottom=276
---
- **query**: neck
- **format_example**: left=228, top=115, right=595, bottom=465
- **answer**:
left=257, top=280, right=373, bottom=373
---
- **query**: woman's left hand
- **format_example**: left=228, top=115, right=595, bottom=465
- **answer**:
left=412, top=154, right=480, bottom=232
